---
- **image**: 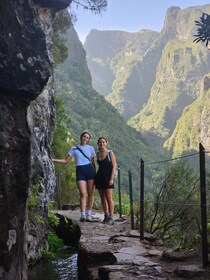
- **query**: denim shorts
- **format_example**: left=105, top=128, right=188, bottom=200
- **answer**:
left=76, top=164, right=96, bottom=182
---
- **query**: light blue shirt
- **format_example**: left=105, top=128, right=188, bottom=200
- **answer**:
left=68, top=145, right=96, bottom=166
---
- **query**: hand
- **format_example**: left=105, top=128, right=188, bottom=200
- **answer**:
left=108, top=179, right=114, bottom=186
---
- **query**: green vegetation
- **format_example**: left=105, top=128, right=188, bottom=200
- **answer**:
left=42, top=230, right=64, bottom=261
left=164, top=87, right=210, bottom=156
left=128, top=38, right=209, bottom=141
left=143, top=160, right=200, bottom=248
left=113, top=191, right=130, bottom=215
left=51, top=97, right=78, bottom=205
left=194, top=13, right=210, bottom=47
left=52, top=10, right=71, bottom=65
left=42, top=210, right=64, bottom=261
left=28, top=175, right=44, bottom=225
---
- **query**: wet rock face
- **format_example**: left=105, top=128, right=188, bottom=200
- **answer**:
left=0, top=0, right=53, bottom=96
left=0, top=95, right=31, bottom=280
left=27, top=77, right=56, bottom=261
left=0, top=0, right=72, bottom=279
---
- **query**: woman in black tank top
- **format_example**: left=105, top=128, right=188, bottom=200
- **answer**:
left=95, top=137, right=116, bottom=225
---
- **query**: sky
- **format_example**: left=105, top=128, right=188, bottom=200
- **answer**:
left=70, top=0, right=209, bottom=43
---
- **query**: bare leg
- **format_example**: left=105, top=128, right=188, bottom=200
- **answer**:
left=77, top=180, right=87, bottom=213
left=86, top=179, right=95, bottom=211
left=105, top=189, right=114, bottom=216
left=98, top=189, right=108, bottom=213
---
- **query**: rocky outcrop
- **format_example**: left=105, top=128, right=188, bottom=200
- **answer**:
left=0, top=0, right=72, bottom=279
left=27, top=76, right=56, bottom=261
left=52, top=213, right=81, bottom=244
left=0, top=95, right=31, bottom=280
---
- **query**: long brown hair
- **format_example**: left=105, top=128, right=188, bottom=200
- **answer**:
left=97, top=136, right=108, bottom=144
left=80, top=131, right=91, bottom=143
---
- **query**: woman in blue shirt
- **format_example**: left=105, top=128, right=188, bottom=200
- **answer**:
left=53, top=132, right=96, bottom=222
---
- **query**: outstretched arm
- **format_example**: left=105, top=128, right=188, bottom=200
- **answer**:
left=52, top=155, right=72, bottom=164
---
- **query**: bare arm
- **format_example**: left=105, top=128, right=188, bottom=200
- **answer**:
left=109, top=152, right=116, bottom=183
left=52, top=155, right=72, bottom=164
left=91, top=157, right=96, bottom=172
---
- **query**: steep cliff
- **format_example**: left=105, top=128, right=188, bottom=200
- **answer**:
left=163, top=74, right=210, bottom=156
left=84, top=29, right=160, bottom=120
left=0, top=1, right=71, bottom=279
left=128, top=5, right=210, bottom=150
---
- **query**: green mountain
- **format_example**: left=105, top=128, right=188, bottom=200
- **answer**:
left=129, top=6, right=210, bottom=135
left=84, top=29, right=160, bottom=120
left=54, top=25, right=161, bottom=193
left=128, top=37, right=210, bottom=142
left=83, top=5, right=210, bottom=154
left=163, top=74, right=210, bottom=156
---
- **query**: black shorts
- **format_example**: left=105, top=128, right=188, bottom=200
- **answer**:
left=96, top=184, right=114, bottom=190
left=76, top=164, right=95, bottom=182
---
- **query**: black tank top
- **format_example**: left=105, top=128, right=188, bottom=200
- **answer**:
left=95, top=153, right=113, bottom=189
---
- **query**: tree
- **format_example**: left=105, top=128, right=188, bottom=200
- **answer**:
left=52, top=10, right=72, bottom=65
left=72, top=0, right=107, bottom=14
left=144, top=160, right=200, bottom=248
left=194, top=13, right=210, bottom=49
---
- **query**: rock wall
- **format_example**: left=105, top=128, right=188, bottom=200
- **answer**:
left=0, top=0, right=71, bottom=279
left=27, top=77, right=56, bottom=261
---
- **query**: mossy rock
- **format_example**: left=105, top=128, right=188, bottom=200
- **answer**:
left=53, top=213, right=81, bottom=245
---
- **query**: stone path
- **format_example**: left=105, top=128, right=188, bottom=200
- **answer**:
left=55, top=209, right=210, bottom=279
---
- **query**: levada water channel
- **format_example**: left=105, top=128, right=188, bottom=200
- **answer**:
left=28, top=245, right=78, bottom=280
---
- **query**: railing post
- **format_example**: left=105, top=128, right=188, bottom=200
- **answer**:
left=117, top=166, right=122, bottom=219
left=199, top=143, right=208, bottom=267
left=128, top=170, right=134, bottom=230
left=140, top=158, right=144, bottom=240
